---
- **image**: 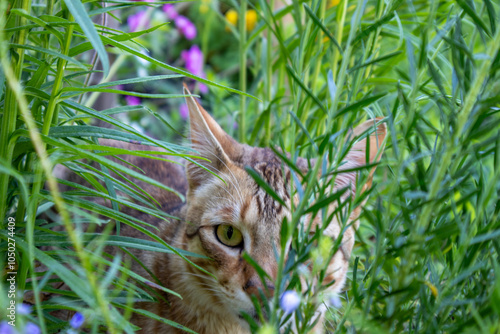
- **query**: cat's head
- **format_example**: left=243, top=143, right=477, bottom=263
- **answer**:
left=179, top=87, right=386, bottom=324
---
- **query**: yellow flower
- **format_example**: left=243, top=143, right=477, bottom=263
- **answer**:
left=200, top=4, right=209, bottom=14
left=225, top=9, right=238, bottom=27
left=246, top=9, right=258, bottom=31
left=225, top=9, right=258, bottom=32
left=328, top=0, right=341, bottom=7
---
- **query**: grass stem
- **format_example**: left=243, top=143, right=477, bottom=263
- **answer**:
left=239, top=0, right=248, bottom=143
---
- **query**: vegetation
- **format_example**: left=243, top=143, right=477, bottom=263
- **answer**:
left=0, top=0, right=499, bottom=333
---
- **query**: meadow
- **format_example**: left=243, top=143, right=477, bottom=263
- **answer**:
left=0, top=0, right=499, bottom=333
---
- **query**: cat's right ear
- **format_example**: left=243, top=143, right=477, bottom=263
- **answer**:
left=183, top=85, right=240, bottom=189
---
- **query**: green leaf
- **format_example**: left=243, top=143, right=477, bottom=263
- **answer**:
left=304, top=187, right=348, bottom=214
left=303, top=3, right=342, bottom=53
left=9, top=9, right=64, bottom=44
left=456, top=0, right=491, bottom=37
left=34, top=233, right=206, bottom=259
left=63, top=0, right=110, bottom=76
left=126, top=307, right=198, bottom=334
left=8, top=234, right=95, bottom=306
left=334, top=93, right=387, bottom=118
left=10, top=43, right=87, bottom=70
left=286, top=64, right=327, bottom=115
left=348, top=51, right=403, bottom=73
left=76, top=74, right=183, bottom=89
left=98, top=35, right=258, bottom=100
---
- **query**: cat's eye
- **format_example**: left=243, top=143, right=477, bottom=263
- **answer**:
left=215, top=225, right=243, bottom=248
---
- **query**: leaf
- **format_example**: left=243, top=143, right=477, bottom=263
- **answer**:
left=126, top=307, right=198, bottom=334
left=49, top=125, right=149, bottom=143
left=10, top=43, right=87, bottom=70
left=455, top=0, right=491, bottom=37
left=286, top=65, right=327, bottom=115
left=8, top=234, right=95, bottom=306
left=34, top=233, right=206, bottom=259
left=98, top=35, right=258, bottom=100
left=62, top=89, right=190, bottom=100
left=9, top=9, right=64, bottom=43
left=348, top=51, right=403, bottom=73
left=334, top=93, right=387, bottom=117
left=484, top=0, right=497, bottom=35
left=303, top=3, right=342, bottom=53
left=327, top=69, right=337, bottom=102
left=288, top=110, right=317, bottom=152
left=63, top=0, right=110, bottom=76
left=304, top=187, right=348, bottom=214
left=469, top=229, right=500, bottom=245
left=352, top=12, right=396, bottom=45
left=111, top=23, right=170, bottom=42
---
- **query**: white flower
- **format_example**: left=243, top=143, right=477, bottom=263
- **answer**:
left=280, top=290, right=301, bottom=314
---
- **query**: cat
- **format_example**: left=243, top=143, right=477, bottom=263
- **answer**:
left=121, top=86, right=387, bottom=333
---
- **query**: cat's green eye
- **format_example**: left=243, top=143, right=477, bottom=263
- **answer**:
left=215, top=225, right=243, bottom=248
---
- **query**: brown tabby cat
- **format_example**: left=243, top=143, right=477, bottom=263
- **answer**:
left=122, top=87, right=387, bottom=334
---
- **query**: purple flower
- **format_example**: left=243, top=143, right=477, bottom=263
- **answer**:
left=174, top=15, right=189, bottom=31
left=280, top=290, right=300, bottom=314
left=181, top=45, right=204, bottom=76
left=179, top=104, right=189, bottom=119
left=24, top=323, right=40, bottom=334
left=125, top=95, right=141, bottom=106
left=181, top=46, right=208, bottom=93
left=0, top=322, right=15, bottom=334
left=17, top=304, right=31, bottom=315
left=198, top=83, right=208, bottom=94
left=163, top=4, right=178, bottom=19
left=328, top=294, right=342, bottom=308
left=175, top=15, right=197, bottom=40
left=183, top=23, right=197, bottom=40
left=127, top=11, right=149, bottom=32
left=70, top=312, right=85, bottom=329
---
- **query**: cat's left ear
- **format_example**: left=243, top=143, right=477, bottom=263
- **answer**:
left=183, top=85, right=241, bottom=189
left=338, top=118, right=387, bottom=195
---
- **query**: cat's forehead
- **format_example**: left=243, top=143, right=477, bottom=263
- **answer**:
left=193, top=145, right=292, bottom=229
left=248, top=161, right=291, bottom=220
left=233, top=146, right=284, bottom=168
left=231, top=149, right=292, bottom=235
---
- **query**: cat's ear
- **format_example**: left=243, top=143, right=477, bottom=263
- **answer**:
left=183, top=85, right=241, bottom=189
left=337, top=118, right=387, bottom=195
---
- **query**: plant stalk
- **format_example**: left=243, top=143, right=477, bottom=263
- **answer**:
left=0, top=0, right=32, bottom=225
left=239, top=0, right=247, bottom=143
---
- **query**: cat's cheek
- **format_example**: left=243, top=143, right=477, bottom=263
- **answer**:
left=323, top=250, right=349, bottom=293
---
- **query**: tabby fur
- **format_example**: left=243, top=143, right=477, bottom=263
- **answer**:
left=112, top=87, right=388, bottom=333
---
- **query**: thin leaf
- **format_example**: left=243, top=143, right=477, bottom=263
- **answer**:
left=63, top=0, right=110, bottom=75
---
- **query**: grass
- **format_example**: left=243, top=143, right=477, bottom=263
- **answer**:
left=0, top=0, right=499, bottom=333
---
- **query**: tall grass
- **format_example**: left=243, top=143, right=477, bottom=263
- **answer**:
left=1, top=0, right=499, bottom=333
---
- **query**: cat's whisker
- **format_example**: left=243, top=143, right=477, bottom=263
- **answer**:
left=190, top=142, right=245, bottom=206
left=201, top=163, right=241, bottom=205
left=175, top=271, right=219, bottom=283
left=182, top=272, right=219, bottom=285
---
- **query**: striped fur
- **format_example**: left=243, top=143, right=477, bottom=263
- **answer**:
left=131, top=88, right=386, bottom=333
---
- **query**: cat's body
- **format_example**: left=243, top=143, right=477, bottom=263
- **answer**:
left=59, top=88, right=386, bottom=333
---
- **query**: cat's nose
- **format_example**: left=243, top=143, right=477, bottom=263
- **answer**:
left=243, top=278, right=275, bottom=298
